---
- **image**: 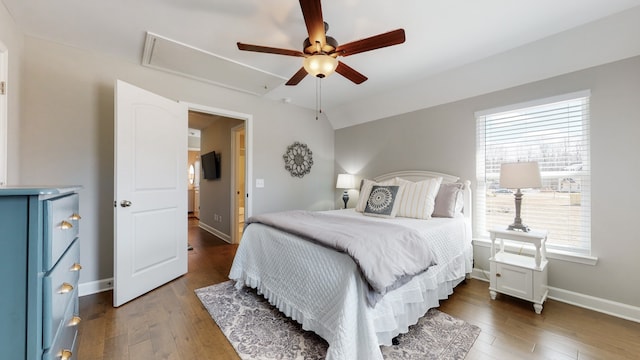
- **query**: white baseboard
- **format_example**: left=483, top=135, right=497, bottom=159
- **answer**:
left=546, top=286, right=640, bottom=323
left=79, top=278, right=113, bottom=297
left=199, top=221, right=231, bottom=243
left=470, top=268, right=640, bottom=323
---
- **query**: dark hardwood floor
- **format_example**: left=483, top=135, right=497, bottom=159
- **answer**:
left=77, top=219, right=640, bottom=359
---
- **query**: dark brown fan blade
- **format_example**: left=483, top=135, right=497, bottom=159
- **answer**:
left=299, top=0, right=326, bottom=49
left=237, top=42, right=305, bottom=57
left=285, top=67, right=308, bottom=86
left=335, top=29, right=405, bottom=57
left=335, top=61, right=367, bottom=84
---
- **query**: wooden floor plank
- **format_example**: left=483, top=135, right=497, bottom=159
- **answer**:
left=76, top=218, right=640, bottom=359
left=102, top=333, right=129, bottom=360
left=75, top=316, right=106, bottom=360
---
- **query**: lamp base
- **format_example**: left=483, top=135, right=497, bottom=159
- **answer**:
left=342, top=191, right=349, bottom=209
left=507, top=223, right=531, bottom=232
left=509, top=189, right=530, bottom=232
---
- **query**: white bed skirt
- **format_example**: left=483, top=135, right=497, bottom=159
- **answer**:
left=229, top=223, right=473, bottom=360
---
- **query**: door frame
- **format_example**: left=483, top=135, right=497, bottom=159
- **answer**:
left=181, top=102, right=253, bottom=235
left=231, top=123, right=245, bottom=244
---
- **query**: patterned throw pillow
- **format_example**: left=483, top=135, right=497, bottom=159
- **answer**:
left=363, top=185, right=402, bottom=218
left=356, top=178, right=396, bottom=212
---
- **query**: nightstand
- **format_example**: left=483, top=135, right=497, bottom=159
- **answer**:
left=488, top=227, right=549, bottom=314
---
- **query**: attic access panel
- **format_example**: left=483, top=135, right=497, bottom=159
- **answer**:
left=142, top=32, right=286, bottom=96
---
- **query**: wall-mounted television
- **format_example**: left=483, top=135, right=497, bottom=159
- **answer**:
left=201, top=151, right=220, bottom=180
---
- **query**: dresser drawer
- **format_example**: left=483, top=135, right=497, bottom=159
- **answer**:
left=44, top=193, right=81, bottom=270
left=43, top=239, right=81, bottom=348
left=42, top=294, right=79, bottom=360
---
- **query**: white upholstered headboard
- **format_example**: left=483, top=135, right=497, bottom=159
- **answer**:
left=373, top=170, right=472, bottom=220
left=374, top=170, right=459, bottom=183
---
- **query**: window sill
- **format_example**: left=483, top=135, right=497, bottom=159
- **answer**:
left=473, top=237, right=598, bottom=266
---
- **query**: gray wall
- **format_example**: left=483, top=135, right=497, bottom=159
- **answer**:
left=199, top=116, right=243, bottom=235
left=16, top=36, right=335, bottom=287
left=335, top=56, right=640, bottom=308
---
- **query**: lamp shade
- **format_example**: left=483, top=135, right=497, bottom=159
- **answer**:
left=336, top=173, right=355, bottom=189
left=304, top=54, right=338, bottom=78
left=500, top=161, right=542, bottom=189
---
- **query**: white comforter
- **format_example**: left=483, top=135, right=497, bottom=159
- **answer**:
left=246, top=210, right=438, bottom=305
left=228, top=209, right=472, bottom=360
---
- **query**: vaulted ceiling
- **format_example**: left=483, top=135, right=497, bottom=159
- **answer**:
left=3, top=0, right=640, bottom=128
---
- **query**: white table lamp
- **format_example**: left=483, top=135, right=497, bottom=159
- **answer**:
left=500, top=161, right=542, bottom=232
left=336, top=174, right=356, bottom=209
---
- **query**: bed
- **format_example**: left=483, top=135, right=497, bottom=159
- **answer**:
left=229, top=170, right=473, bottom=360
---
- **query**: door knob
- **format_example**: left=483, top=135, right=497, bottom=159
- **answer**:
left=120, top=200, right=132, bottom=207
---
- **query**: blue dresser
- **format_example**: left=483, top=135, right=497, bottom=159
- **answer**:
left=0, top=186, right=82, bottom=360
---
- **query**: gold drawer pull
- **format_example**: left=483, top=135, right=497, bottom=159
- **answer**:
left=70, top=263, right=83, bottom=272
left=69, top=316, right=82, bottom=326
left=59, top=282, right=74, bottom=294
left=70, top=213, right=82, bottom=220
left=60, top=220, right=73, bottom=230
left=60, top=349, right=73, bottom=360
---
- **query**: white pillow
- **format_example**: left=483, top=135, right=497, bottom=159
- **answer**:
left=356, top=178, right=397, bottom=212
left=394, top=177, right=443, bottom=219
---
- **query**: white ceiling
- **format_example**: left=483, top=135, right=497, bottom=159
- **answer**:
left=3, top=0, right=640, bottom=127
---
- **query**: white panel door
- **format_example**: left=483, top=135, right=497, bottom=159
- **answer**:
left=114, top=80, right=188, bottom=307
left=0, top=43, right=8, bottom=185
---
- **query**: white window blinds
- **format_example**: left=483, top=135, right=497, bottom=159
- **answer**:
left=476, top=91, right=591, bottom=254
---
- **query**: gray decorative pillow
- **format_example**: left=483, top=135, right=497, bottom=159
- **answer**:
left=364, top=185, right=402, bottom=218
left=433, top=182, right=464, bottom=218
left=355, top=178, right=396, bottom=212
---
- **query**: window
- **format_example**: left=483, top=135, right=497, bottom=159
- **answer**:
left=476, top=91, right=591, bottom=254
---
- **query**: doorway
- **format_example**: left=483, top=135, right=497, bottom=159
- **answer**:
left=185, top=102, right=252, bottom=244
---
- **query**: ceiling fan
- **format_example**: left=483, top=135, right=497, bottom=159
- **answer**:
left=237, top=0, right=406, bottom=86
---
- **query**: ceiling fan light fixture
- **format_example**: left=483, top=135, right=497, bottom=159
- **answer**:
left=303, top=54, right=338, bottom=78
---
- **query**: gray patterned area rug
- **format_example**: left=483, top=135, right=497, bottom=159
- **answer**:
left=195, top=281, right=480, bottom=360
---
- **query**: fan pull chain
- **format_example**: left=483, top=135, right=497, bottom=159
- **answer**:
left=315, top=77, right=322, bottom=120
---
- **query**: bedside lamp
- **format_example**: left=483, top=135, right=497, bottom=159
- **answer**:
left=500, top=161, right=542, bottom=232
left=336, top=174, right=356, bottom=209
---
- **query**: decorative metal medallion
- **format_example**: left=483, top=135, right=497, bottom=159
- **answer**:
left=283, top=141, right=313, bottom=178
